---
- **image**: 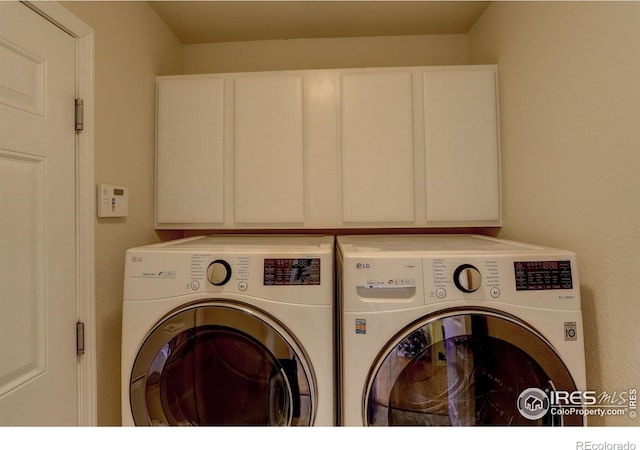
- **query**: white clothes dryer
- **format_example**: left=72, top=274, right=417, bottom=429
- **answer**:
left=337, top=234, right=587, bottom=426
left=121, top=235, right=334, bottom=426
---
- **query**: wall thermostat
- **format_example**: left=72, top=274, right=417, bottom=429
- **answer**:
left=98, top=183, right=129, bottom=218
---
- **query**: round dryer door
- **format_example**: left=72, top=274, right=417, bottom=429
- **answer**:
left=365, top=309, right=583, bottom=426
left=129, top=302, right=315, bottom=426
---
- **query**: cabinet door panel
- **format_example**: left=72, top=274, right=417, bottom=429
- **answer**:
left=423, top=68, right=501, bottom=223
left=156, top=78, right=225, bottom=225
left=234, top=75, right=304, bottom=224
left=341, top=72, right=415, bottom=223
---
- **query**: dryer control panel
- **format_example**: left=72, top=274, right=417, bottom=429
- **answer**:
left=263, top=258, right=321, bottom=286
left=124, top=250, right=331, bottom=305
left=191, top=254, right=250, bottom=291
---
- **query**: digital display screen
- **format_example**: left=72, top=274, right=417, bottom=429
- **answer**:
left=264, top=258, right=321, bottom=286
left=514, top=261, right=573, bottom=291
left=113, top=188, right=124, bottom=196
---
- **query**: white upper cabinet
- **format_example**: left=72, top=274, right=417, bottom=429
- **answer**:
left=341, top=71, right=416, bottom=224
left=233, top=75, right=305, bottom=224
left=156, top=77, right=225, bottom=226
left=423, top=67, right=501, bottom=225
left=155, top=65, right=501, bottom=229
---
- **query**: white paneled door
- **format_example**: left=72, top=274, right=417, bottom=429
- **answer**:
left=0, top=2, right=79, bottom=425
left=341, top=71, right=416, bottom=224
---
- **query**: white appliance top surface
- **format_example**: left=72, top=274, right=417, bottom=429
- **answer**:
left=339, top=234, right=565, bottom=254
left=135, top=234, right=333, bottom=252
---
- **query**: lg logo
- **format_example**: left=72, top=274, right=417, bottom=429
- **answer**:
left=356, top=262, right=371, bottom=269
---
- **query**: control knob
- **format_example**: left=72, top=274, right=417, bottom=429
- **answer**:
left=207, top=259, right=232, bottom=286
left=453, top=264, right=482, bottom=293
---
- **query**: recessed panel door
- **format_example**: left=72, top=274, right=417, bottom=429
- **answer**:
left=234, top=75, right=305, bottom=224
left=423, top=67, right=501, bottom=225
left=0, top=2, right=78, bottom=425
left=156, top=77, right=225, bottom=226
left=341, top=71, right=415, bottom=224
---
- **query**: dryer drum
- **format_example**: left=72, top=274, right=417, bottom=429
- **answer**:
left=365, top=310, right=583, bottom=426
left=129, top=303, right=314, bottom=426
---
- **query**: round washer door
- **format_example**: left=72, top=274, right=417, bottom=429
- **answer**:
left=130, top=302, right=315, bottom=426
left=365, top=309, right=583, bottom=426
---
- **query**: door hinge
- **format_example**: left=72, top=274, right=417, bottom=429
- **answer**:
left=76, top=321, right=85, bottom=356
left=75, top=98, right=84, bottom=132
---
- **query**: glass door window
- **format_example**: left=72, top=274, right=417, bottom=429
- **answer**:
left=366, top=310, right=582, bottom=426
left=130, top=303, right=314, bottom=426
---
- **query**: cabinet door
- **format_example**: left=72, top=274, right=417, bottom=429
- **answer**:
left=156, top=77, right=225, bottom=226
left=341, top=72, right=415, bottom=224
left=423, top=67, right=501, bottom=224
left=234, top=75, right=304, bottom=224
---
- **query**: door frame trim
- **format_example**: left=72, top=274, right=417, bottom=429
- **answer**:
left=23, top=1, right=97, bottom=426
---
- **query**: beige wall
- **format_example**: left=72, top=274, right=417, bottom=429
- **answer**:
left=468, top=2, right=640, bottom=425
left=184, top=34, right=469, bottom=73
left=61, top=1, right=183, bottom=426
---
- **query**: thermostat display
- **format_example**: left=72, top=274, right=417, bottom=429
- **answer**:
left=98, top=183, right=128, bottom=218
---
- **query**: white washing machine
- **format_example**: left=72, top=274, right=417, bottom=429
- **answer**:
left=337, top=234, right=587, bottom=426
left=121, top=235, right=334, bottom=426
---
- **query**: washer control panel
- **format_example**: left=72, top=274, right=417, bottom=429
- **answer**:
left=424, top=255, right=578, bottom=307
left=427, top=258, right=501, bottom=301
left=514, top=260, right=573, bottom=291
